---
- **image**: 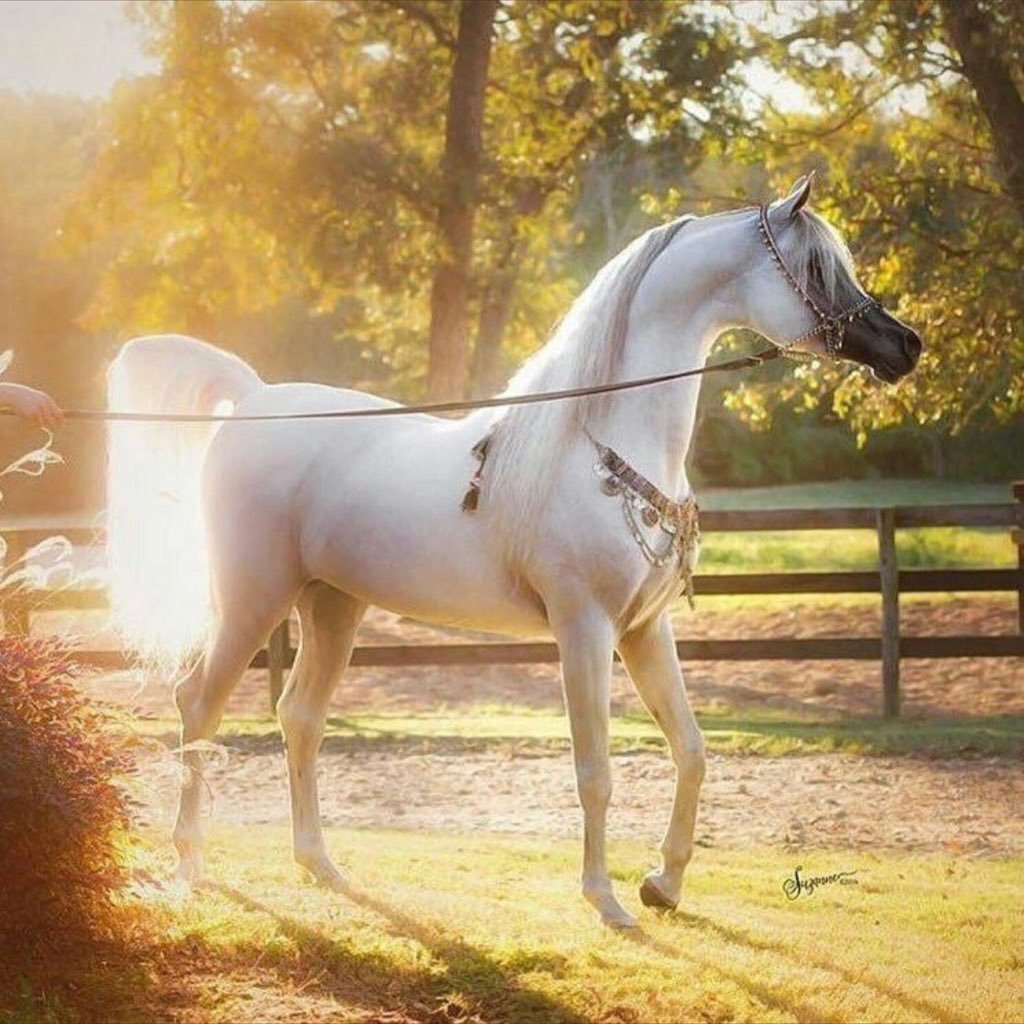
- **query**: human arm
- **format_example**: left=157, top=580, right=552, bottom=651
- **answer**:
left=0, top=384, right=64, bottom=429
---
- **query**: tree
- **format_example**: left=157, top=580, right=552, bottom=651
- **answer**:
left=0, top=92, right=104, bottom=514
left=65, top=0, right=748, bottom=398
left=938, top=0, right=1024, bottom=224
left=713, top=0, right=1024, bottom=439
left=426, top=0, right=497, bottom=399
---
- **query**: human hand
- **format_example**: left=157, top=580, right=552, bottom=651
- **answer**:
left=0, top=384, right=65, bottom=429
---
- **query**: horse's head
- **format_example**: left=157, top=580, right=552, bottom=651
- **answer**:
left=743, top=175, right=921, bottom=383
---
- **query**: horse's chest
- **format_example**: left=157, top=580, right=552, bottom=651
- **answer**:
left=619, top=554, right=695, bottom=633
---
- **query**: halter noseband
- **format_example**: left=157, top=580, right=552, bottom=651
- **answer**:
left=757, top=204, right=877, bottom=357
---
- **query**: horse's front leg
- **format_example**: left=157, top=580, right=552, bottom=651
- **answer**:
left=618, top=612, right=706, bottom=911
left=552, top=609, right=635, bottom=929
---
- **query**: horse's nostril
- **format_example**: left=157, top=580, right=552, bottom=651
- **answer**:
left=903, top=330, right=922, bottom=361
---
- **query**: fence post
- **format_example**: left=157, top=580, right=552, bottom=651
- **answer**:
left=267, top=620, right=289, bottom=713
left=1, top=534, right=30, bottom=636
left=1013, top=481, right=1024, bottom=635
left=877, top=507, right=900, bottom=719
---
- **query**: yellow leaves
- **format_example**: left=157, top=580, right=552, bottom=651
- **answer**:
left=722, top=384, right=773, bottom=431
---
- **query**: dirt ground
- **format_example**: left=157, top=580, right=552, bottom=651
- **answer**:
left=69, top=596, right=1022, bottom=861
left=134, top=744, right=1023, bottom=858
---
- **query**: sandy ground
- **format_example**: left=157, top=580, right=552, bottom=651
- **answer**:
left=134, top=744, right=1024, bottom=858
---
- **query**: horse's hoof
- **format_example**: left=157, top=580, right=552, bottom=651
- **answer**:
left=584, top=883, right=637, bottom=930
left=604, top=910, right=639, bottom=931
left=640, top=876, right=678, bottom=911
left=299, top=858, right=348, bottom=892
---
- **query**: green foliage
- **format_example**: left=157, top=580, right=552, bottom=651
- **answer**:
left=694, top=388, right=1024, bottom=488
left=0, top=92, right=107, bottom=514
left=704, top=0, right=1024, bottom=437
left=65, top=0, right=749, bottom=397
left=6, top=0, right=1022, bottom=500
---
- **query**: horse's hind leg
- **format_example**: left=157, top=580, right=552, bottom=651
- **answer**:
left=276, top=581, right=366, bottom=889
left=172, top=566, right=301, bottom=883
left=618, top=612, right=706, bottom=911
left=172, top=617, right=279, bottom=883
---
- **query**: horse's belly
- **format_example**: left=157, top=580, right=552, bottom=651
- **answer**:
left=313, top=539, right=548, bottom=636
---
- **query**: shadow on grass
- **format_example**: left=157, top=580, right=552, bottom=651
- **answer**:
left=1, top=930, right=206, bottom=1024
left=690, top=711, right=1024, bottom=758
left=3, top=883, right=584, bottom=1024
left=203, top=880, right=586, bottom=1024
left=664, top=907, right=959, bottom=1024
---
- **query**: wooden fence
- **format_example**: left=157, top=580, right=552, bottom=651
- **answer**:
left=3, top=484, right=1023, bottom=719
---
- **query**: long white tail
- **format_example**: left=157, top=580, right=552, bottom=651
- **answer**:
left=106, top=335, right=262, bottom=668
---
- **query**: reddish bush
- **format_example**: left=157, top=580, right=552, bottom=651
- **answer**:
left=0, top=636, right=135, bottom=953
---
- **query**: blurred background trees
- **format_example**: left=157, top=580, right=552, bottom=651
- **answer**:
left=1, top=0, right=1021, bottom=513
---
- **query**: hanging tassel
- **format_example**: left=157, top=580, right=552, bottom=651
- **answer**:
left=461, top=480, right=481, bottom=512
left=461, top=428, right=494, bottom=513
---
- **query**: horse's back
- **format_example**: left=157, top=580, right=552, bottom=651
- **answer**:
left=199, top=382, right=546, bottom=633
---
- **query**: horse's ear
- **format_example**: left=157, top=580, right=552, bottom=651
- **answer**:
left=773, top=172, right=815, bottom=220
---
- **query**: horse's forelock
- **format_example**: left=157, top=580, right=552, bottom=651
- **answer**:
left=790, top=209, right=862, bottom=307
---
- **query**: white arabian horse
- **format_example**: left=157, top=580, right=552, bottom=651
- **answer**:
left=107, top=176, right=920, bottom=928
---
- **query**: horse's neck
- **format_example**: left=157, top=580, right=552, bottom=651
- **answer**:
left=593, top=313, right=718, bottom=500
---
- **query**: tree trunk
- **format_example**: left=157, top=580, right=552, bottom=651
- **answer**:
left=940, top=0, right=1024, bottom=223
left=469, top=263, right=518, bottom=397
left=426, top=0, right=498, bottom=399
left=468, top=182, right=543, bottom=397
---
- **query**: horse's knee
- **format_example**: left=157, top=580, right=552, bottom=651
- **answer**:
left=672, top=733, right=706, bottom=783
left=682, top=745, right=706, bottom=782
left=575, top=762, right=612, bottom=813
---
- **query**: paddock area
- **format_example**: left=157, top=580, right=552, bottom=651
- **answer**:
left=6, top=481, right=1023, bottom=1022
left=10, top=503, right=1024, bottom=1024
left=56, top=590, right=1022, bottom=1023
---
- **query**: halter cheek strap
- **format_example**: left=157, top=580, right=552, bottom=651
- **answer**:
left=757, top=204, right=878, bottom=357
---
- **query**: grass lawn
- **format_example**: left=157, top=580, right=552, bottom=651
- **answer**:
left=697, top=525, right=1015, bottom=574
left=694, top=477, right=1017, bottom=578
left=129, top=704, right=1024, bottom=759
left=699, top=478, right=1012, bottom=510
left=14, top=826, right=1020, bottom=1023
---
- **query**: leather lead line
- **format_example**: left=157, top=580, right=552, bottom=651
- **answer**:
left=1, top=347, right=782, bottom=424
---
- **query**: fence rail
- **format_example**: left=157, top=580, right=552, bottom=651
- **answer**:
left=3, top=485, right=1023, bottom=719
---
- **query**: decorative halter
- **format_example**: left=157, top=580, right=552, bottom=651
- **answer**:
left=757, top=204, right=878, bottom=356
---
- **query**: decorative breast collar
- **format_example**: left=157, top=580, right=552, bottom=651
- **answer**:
left=587, top=433, right=700, bottom=607
left=461, top=428, right=700, bottom=607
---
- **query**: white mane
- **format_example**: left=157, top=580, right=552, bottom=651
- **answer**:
left=483, top=216, right=689, bottom=569
left=482, top=203, right=859, bottom=570
left=788, top=208, right=861, bottom=305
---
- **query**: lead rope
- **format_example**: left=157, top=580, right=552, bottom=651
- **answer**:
left=0, top=347, right=782, bottom=424
left=456, top=346, right=781, bottom=512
